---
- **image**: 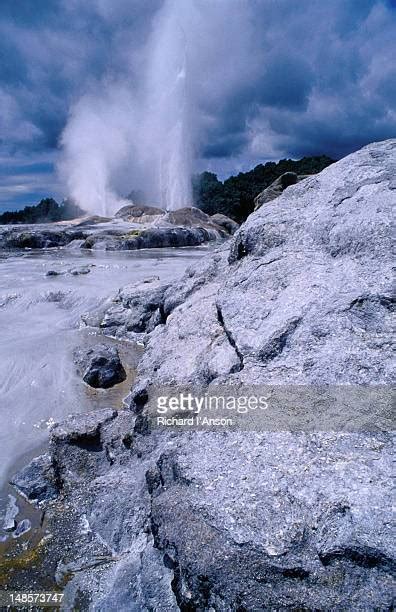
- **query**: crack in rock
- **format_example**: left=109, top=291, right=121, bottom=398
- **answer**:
left=216, top=303, right=244, bottom=372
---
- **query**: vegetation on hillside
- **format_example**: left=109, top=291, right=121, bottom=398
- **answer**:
left=193, top=155, right=335, bottom=221
left=0, top=198, right=83, bottom=225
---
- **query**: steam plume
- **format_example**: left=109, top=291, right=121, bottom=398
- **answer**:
left=58, top=0, right=254, bottom=216
left=59, top=0, right=194, bottom=215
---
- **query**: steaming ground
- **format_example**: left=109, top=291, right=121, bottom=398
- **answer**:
left=0, top=246, right=209, bottom=488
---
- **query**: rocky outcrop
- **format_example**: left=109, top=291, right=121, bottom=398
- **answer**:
left=0, top=227, right=90, bottom=249
left=73, top=344, right=126, bottom=389
left=0, top=223, right=224, bottom=252
left=254, top=171, right=309, bottom=210
left=162, top=207, right=239, bottom=235
left=70, top=215, right=112, bottom=226
left=210, top=213, right=239, bottom=234
left=127, top=143, right=395, bottom=388
left=11, top=140, right=396, bottom=609
left=82, top=277, right=169, bottom=341
left=115, top=204, right=165, bottom=223
left=0, top=207, right=235, bottom=251
left=80, top=225, right=224, bottom=251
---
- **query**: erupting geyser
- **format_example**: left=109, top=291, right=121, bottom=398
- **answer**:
left=154, top=27, right=193, bottom=211
left=59, top=0, right=194, bottom=216
left=137, top=0, right=194, bottom=211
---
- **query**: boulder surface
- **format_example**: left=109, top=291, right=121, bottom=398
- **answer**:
left=11, top=140, right=396, bottom=609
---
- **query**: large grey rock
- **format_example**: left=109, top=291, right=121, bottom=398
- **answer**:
left=12, top=141, right=395, bottom=609
left=163, top=206, right=213, bottom=227
left=152, top=433, right=394, bottom=610
left=130, top=141, right=394, bottom=610
left=139, top=139, right=395, bottom=386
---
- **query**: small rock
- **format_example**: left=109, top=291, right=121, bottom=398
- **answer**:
left=42, top=290, right=66, bottom=303
left=73, top=344, right=127, bottom=389
left=12, top=519, right=31, bottom=538
left=68, top=265, right=92, bottom=276
left=130, top=378, right=149, bottom=413
left=10, top=453, right=58, bottom=506
left=45, top=270, right=63, bottom=277
left=3, top=494, right=19, bottom=531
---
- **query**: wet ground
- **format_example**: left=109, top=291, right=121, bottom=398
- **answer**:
left=0, top=244, right=210, bottom=574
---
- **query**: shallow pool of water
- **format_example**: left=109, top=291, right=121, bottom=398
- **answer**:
left=0, top=245, right=210, bottom=491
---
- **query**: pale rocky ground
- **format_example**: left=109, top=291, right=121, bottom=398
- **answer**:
left=9, top=140, right=396, bottom=610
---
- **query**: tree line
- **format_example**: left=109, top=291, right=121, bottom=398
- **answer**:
left=0, top=198, right=83, bottom=224
left=192, top=155, right=335, bottom=221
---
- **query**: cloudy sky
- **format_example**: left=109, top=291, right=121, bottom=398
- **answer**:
left=0, top=0, right=395, bottom=212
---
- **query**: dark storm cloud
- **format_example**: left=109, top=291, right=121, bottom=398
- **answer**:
left=233, top=0, right=395, bottom=160
left=0, top=0, right=395, bottom=209
left=0, top=0, right=161, bottom=153
left=256, top=54, right=314, bottom=110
